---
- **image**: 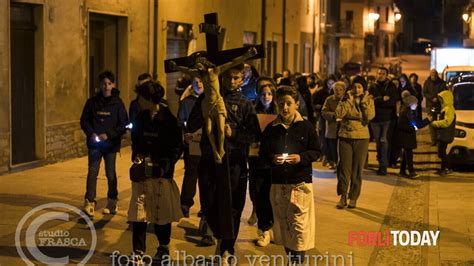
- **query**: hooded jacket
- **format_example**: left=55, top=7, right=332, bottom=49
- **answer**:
left=80, top=90, right=128, bottom=153
left=431, top=90, right=456, bottom=143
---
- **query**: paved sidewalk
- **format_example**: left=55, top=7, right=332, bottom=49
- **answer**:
left=0, top=129, right=472, bottom=265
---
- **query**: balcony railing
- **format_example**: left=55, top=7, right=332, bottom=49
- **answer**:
left=337, top=20, right=355, bottom=35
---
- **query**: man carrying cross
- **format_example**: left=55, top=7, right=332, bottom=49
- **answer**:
left=167, top=13, right=263, bottom=259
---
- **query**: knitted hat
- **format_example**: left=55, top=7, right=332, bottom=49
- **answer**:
left=351, top=75, right=367, bottom=91
left=401, top=90, right=418, bottom=106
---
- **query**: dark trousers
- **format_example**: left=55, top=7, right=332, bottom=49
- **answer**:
left=318, top=118, right=329, bottom=158
left=199, top=151, right=248, bottom=253
left=132, top=222, right=171, bottom=253
left=438, top=141, right=449, bottom=170
left=327, top=138, right=338, bottom=163
left=389, top=120, right=401, bottom=165
left=337, top=138, right=369, bottom=200
left=285, top=248, right=306, bottom=264
left=400, top=148, right=415, bottom=173
left=248, top=158, right=273, bottom=231
left=180, top=150, right=201, bottom=208
left=85, top=149, right=118, bottom=202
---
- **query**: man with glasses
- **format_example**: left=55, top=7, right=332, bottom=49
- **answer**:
left=369, top=67, right=399, bottom=175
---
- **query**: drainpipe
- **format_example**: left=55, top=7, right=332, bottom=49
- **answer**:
left=261, top=0, right=266, bottom=74
left=282, top=0, right=286, bottom=71
left=153, top=0, right=158, bottom=80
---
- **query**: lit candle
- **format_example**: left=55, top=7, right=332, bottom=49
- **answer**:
left=282, top=153, right=289, bottom=159
left=95, top=136, right=101, bottom=143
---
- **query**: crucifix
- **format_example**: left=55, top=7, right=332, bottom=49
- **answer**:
left=165, top=13, right=264, bottom=72
left=165, top=13, right=264, bottom=164
left=164, top=13, right=265, bottom=240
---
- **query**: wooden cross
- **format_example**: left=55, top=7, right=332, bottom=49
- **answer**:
left=164, top=12, right=264, bottom=73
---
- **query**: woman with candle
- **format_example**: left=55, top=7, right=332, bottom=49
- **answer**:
left=259, top=85, right=319, bottom=264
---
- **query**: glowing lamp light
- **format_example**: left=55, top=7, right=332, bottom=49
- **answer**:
left=95, top=136, right=101, bottom=143
left=368, top=12, right=380, bottom=21
left=462, top=13, right=470, bottom=22
left=395, top=12, right=402, bottom=22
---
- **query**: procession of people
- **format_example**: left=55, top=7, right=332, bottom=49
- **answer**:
left=80, top=48, right=456, bottom=264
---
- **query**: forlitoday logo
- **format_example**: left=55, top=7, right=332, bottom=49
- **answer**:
left=15, top=202, right=97, bottom=265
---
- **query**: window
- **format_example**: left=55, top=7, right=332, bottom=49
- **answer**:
left=243, top=31, right=257, bottom=46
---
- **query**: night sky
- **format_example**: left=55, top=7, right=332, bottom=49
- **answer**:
left=395, top=0, right=469, bottom=46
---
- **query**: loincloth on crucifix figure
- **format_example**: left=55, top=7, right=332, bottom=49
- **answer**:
left=170, top=47, right=257, bottom=163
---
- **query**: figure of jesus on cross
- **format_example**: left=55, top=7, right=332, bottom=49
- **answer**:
left=169, top=47, right=257, bottom=163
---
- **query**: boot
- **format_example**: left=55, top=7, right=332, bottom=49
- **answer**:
left=103, top=198, right=118, bottom=214
left=336, top=195, right=347, bottom=209
left=83, top=199, right=95, bottom=217
left=348, top=199, right=357, bottom=208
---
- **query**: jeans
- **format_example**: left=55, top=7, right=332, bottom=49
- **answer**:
left=371, top=121, right=391, bottom=168
left=85, top=149, right=118, bottom=202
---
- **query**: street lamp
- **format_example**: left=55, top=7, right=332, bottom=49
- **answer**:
left=368, top=12, right=380, bottom=21
left=395, top=12, right=402, bottom=22
left=462, top=13, right=470, bottom=23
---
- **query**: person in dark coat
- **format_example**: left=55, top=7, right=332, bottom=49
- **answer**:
left=396, top=91, right=430, bottom=179
left=248, top=76, right=278, bottom=247
left=369, top=67, right=399, bottom=175
left=313, top=75, right=336, bottom=165
left=80, top=70, right=128, bottom=217
left=409, top=73, right=423, bottom=120
left=186, top=65, right=259, bottom=257
left=259, top=85, right=318, bottom=264
left=423, top=69, right=447, bottom=145
left=241, top=63, right=259, bottom=101
left=128, top=81, right=184, bottom=262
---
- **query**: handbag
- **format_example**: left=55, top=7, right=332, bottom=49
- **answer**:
left=130, top=157, right=165, bottom=182
left=129, top=162, right=147, bottom=182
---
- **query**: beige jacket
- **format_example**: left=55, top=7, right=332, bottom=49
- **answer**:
left=321, top=95, right=340, bottom=139
left=335, top=96, right=375, bottom=139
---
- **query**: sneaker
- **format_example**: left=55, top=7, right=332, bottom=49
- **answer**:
left=329, top=162, right=336, bottom=170
left=247, top=207, right=257, bottom=225
left=130, top=250, right=145, bottom=265
left=103, top=198, right=118, bottom=214
left=255, top=230, right=271, bottom=247
left=336, top=195, right=347, bottom=209
left=200, top=234, right=216, bottom=246
left=399, top=171, right=408, bottom=177
left=407, top=172, right=419, bottom=179
left=154, top=245, right=170, bottom=262
left=347, top=199, right=357, bottom=208
left=83, top=199, right=95, bottom=218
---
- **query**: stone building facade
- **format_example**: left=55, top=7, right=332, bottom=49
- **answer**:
left=0, top=0, right=322, bottom=174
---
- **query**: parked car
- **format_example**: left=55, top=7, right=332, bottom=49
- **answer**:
left=447, top=82, right=474, bottom=165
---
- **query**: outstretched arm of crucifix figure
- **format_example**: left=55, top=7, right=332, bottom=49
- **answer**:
left=216, top=47, right=258, bottom=74
left=168, top=61, right=200, bottom=76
